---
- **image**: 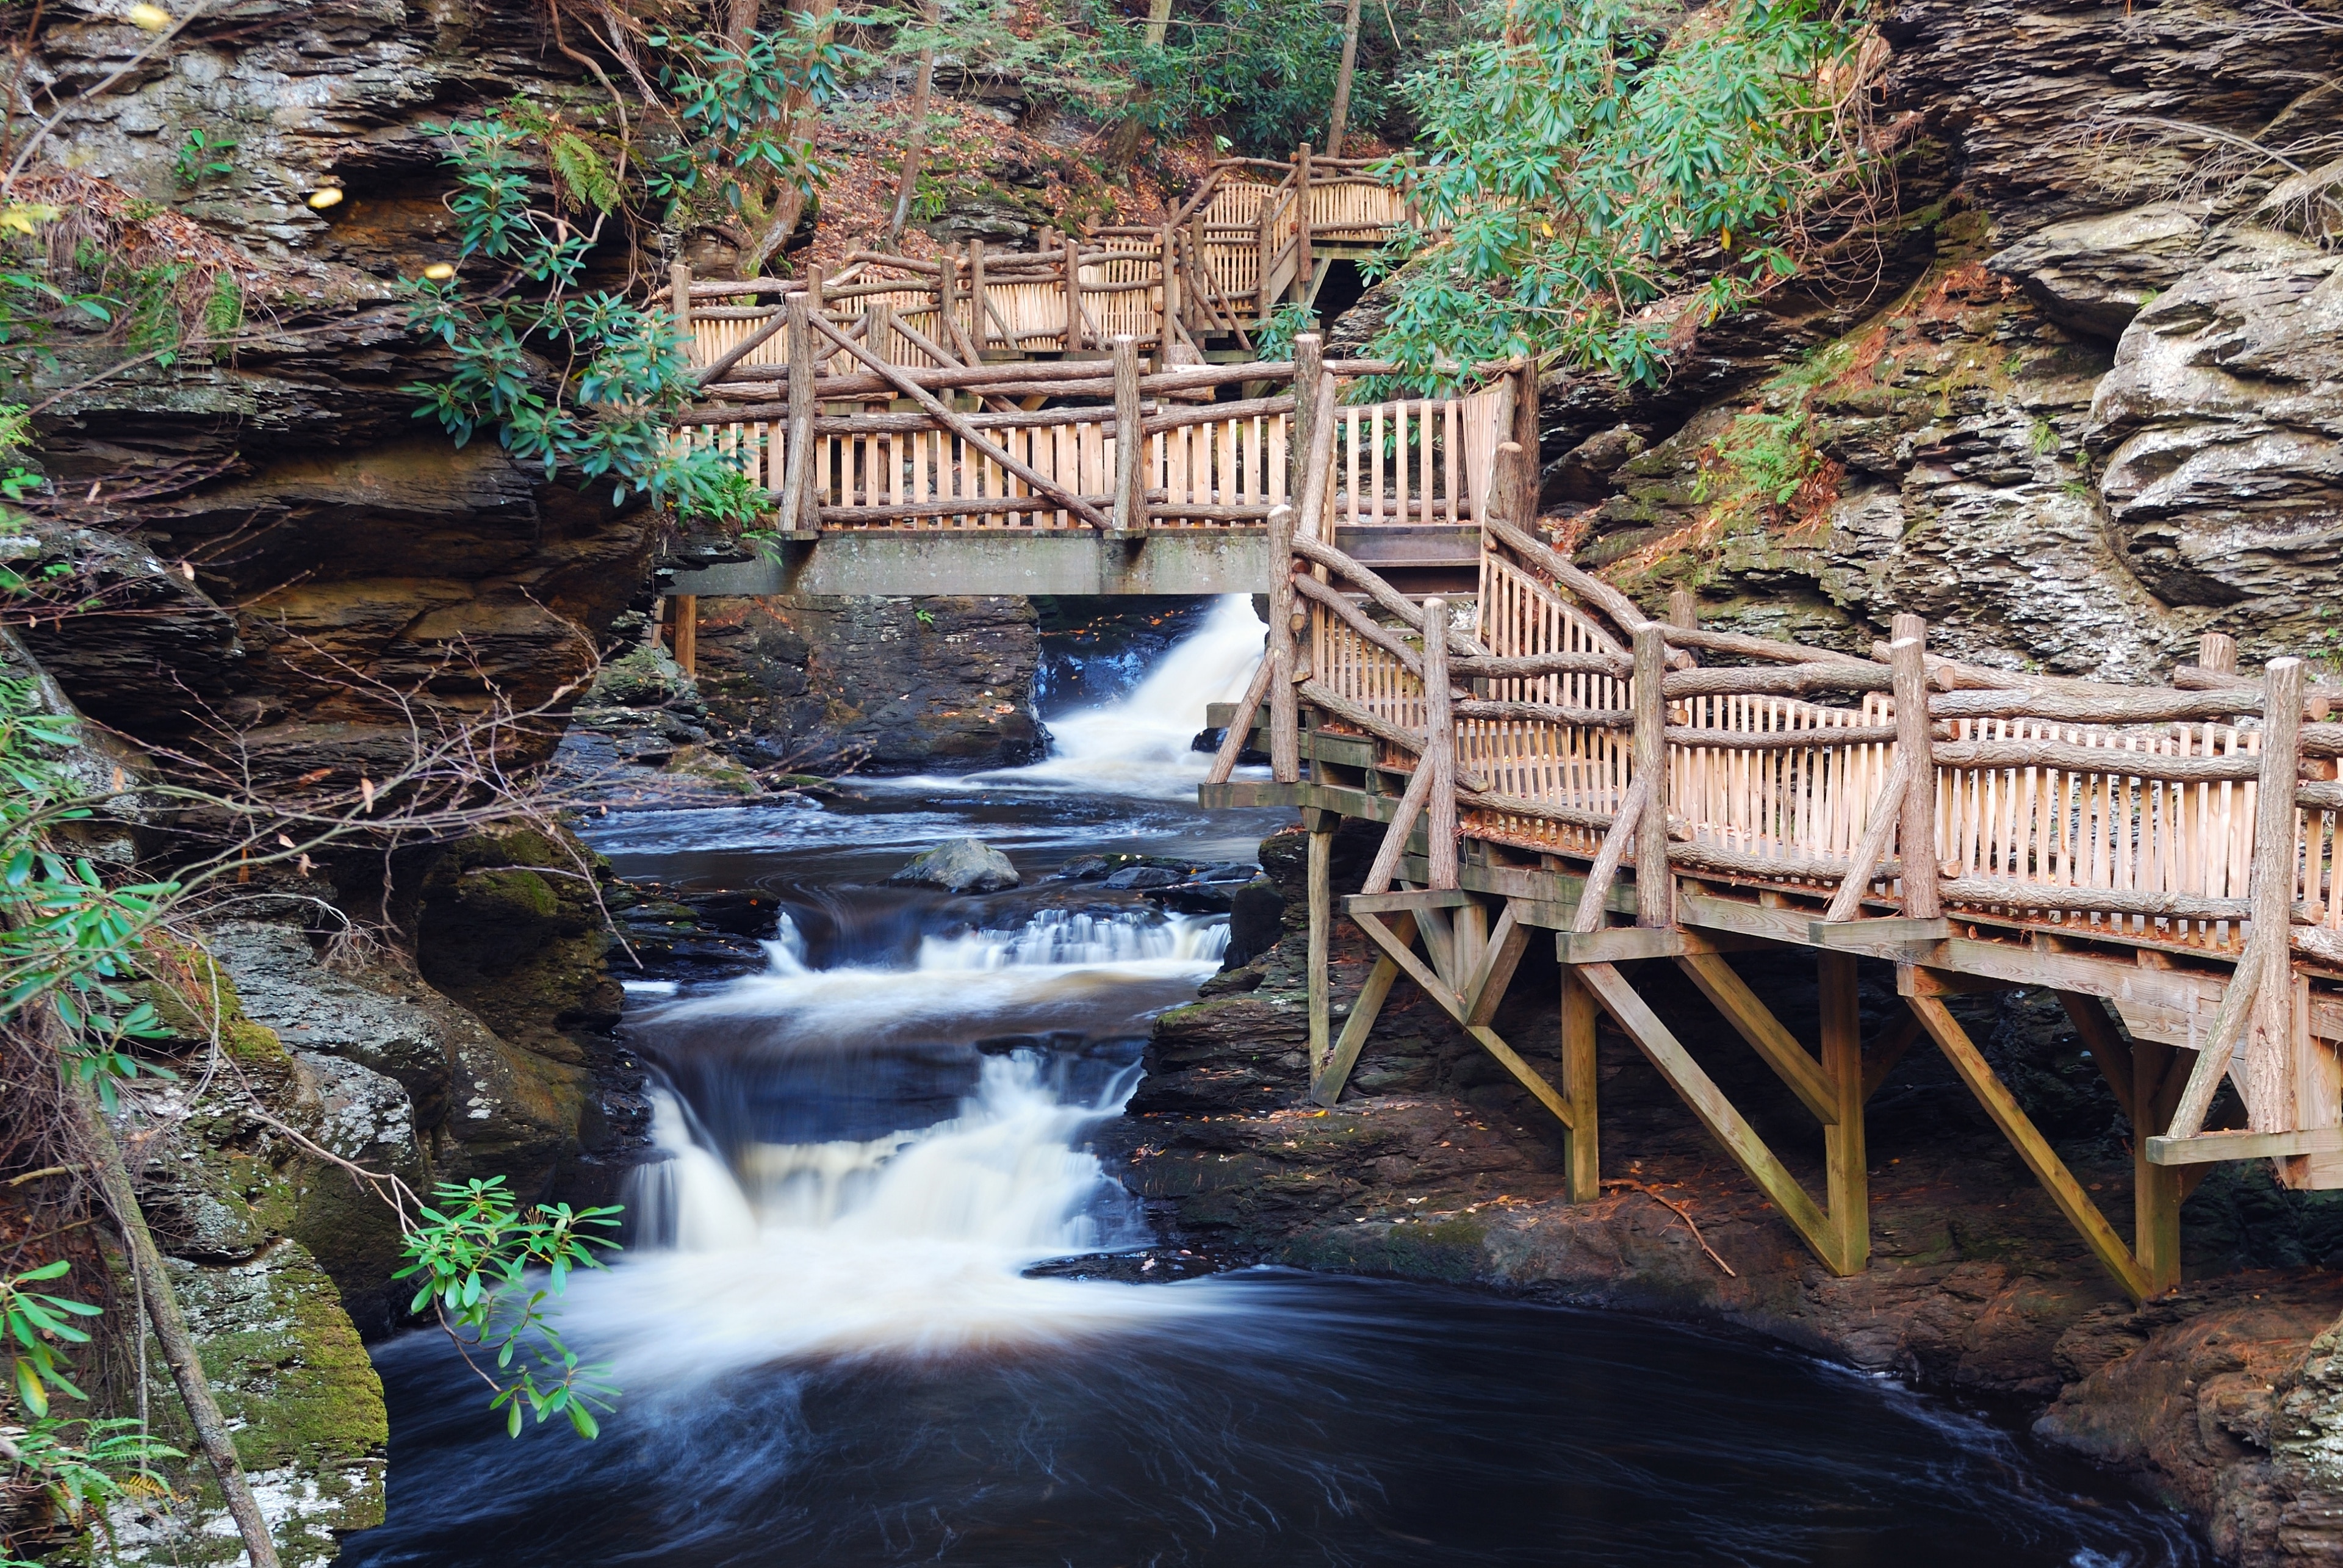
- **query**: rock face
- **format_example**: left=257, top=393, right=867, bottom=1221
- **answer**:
left=889, top=838, right=1021, bottom=893
left=1547, top=2, right=2343, bottom=677
left=693, top=595, right=1046, bottom=773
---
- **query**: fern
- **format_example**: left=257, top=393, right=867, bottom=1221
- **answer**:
left=548, top=132, right=622, bottom=216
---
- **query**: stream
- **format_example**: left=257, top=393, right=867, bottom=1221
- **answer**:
left=345, top=598, right=2206, bottom=1567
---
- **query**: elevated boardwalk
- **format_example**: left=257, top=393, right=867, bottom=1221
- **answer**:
left=1191, top=390, right=2343, bottom=1304
left=655, top=157, right=1437, bottom=603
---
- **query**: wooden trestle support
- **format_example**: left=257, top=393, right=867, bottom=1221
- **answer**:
left=1204, top=388, right=2343, bottom=1304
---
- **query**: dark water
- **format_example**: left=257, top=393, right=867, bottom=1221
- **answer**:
left=350, top=1272, right=2200, bottom=1568
left=347, top=632, right=2205, bottom=1568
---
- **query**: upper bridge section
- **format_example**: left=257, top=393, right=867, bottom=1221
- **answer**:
left=663, top=337, right=1533, bottom=599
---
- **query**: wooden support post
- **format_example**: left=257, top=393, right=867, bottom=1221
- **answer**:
left=1315, top=913, right=1415, bottom=1104
left=1189, top=212, right=1209, bottom=325
left=1632, top=622, right=1672, bottom=928
left=2199, top=631, right=2237, bottom=677
left=1295, top=143, right=1314, bottom=300
left=2063, top=991, right=2181, bottom=1294
left=1512, top=361, right=1540, bottom=516
left=935, top=250, right=957, bottom=356
left=1819, top=951, right=1868, bottom=1275
left=1326, top=0, right=1362, bottom=156
left=1267, top=502, right=1300, bottom=782
left=1160, top=222, right=1179, bottom=347
left=1256, top=193, right=1275, bottom=312
left=1560, top=964, right=1600, bottom=1201
left=1667, top=587, right=1697, bottom=629
left=1308, top=815, right=1333, bottom=1075
left=1890, top=614, right=1941, bottom=918
left=1578, top=962, right=1838, bottom=1270
left=1065, top=231, right=1086, bottom=351
left=781, top=295, right=816, bottom=531
left=1111, top=334, right=1145, bottom=532
left=669, top=261, right=694, bottom=359
left=869, top=301, right=894, bottom=367
left=1908, top=995, right=2152, bottom=1301
left=968, top=240, right=988, bottom=353
left=2258, top=660, right=2321, bottom=1182
left=1423, top=596, right=1458, bottom=890
left=671, top=594, right=697, bottom=677
left=808, top=262, right=826, bottom=315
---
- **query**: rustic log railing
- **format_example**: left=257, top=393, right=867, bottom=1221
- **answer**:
left=664, top=334, right=1529, bottom=534
left=1216, top=470, right=2343, bottom=1296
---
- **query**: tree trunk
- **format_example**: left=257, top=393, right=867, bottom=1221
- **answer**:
left=1326, top=0, right=1362, bottom=156
left=884, top=0, right=943, bottom=248
left=739, top=0, right=841, bottom=279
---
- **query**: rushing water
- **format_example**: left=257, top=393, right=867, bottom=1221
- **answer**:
left=347, top=597, right=2205, bottom=1567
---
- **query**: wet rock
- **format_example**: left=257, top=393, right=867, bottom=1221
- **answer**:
left=1102, top=865, right=1184, bottom=890
left=1987, top=202, right=2208, bottom=341
left=1224, top=877, right=1285, bottom=968
left=889, top=836, right=1021, bottom=893
left=692, top=595, right=1044, bottom=774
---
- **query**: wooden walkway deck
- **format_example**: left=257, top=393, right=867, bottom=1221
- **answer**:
left=1195, top=381, right=2343, bottom=1303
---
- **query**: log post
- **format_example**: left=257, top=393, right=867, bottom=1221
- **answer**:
left=869, top=301, right=894, bottom=369
left=1307, top=808, right=1333, bottom=1077
left=1819, top=951, right=1868, bottom=1275
left=968, top=240, right=988, bottom=354
left=669, top=260, right=694, bottom=362
left=1632, top=621, right=1672, bottom=927
left=780, top=295, right=816, bottom=532
left=1423, top=594, right=1458, bottom=890
left=935, top=251, right=957, bottom=364
left=1189, top=212, right=1209, bottom=323
left=1111, top=334, right=1145, bottom=533
left=1295, top=142, right=1314, bottom=301
left=1890, top=613, right=1941, bottom=918
left=1560, top=965, right=1600, bottom=1201
left=1511, top=359, right=1540, bottom=517
left=1256, top=189, right=1276, bottom=311
left=1668, top=588, right=1697, bottom=629
left=808, top=262, right=826, bottom=316
left=2200, top=631, right=2238, bottom=677
left=1160, top=221, right=1179, bottom=349
left=2134, top=1033, right=2184, bottom=1292
left=1064, top=231, right=1085, bottom=351
left=1292, top=331, right=1323, bottom=526
left=2255, top=657, right=2306, bottom=1142
left=1268, top=502, right=1300, bottom=782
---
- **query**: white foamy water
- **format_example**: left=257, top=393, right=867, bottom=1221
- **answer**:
left=878, top=594, right=1265, bottom=800
left=591, top=1054, right=1214, bottom=1381
left=644, top=908, right=1227, bottom=1037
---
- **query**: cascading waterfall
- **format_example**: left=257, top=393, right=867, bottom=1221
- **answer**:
left=584, top=1051, right=1211, bottom=1384
left=930, top=593, right=1266, bottom=799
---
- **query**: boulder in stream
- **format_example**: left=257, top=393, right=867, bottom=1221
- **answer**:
left=888, top=837, right=1021, bottom=893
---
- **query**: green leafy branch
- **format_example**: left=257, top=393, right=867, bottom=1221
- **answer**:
left=392, top=1178, right=624, bottom=1439
left=400, top=110, right=767, bottom=526
left=1366, top=0, right=1868, bottom=389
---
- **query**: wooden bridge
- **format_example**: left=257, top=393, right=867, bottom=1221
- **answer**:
left=1193, top=378, right=2343, bottom=1303
left=657, top=154, right=1436, bottom=609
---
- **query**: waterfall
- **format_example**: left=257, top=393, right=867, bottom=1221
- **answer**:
left=567, top=1054, right=1211, bottom=1382
left=945, top=594, right=1266, bottom=799
left=645, top=906, right=1226, bottom=1038
left=625, top=1088, right=760, bottom=1251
